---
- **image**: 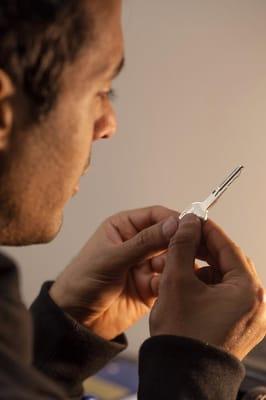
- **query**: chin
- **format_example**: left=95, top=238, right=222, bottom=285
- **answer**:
left=33, top=213, right=64, bottom=245
left=0, top=213, right=64, bottom=247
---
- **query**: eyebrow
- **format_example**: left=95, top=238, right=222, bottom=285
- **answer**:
left=110, top=56, right=125, bottom=80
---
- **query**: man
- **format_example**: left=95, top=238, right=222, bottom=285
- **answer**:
left=0, top=1, right=265, bottom=399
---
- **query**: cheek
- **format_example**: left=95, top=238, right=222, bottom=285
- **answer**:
left=70, top=97, right=95, bottom=151
left=34, top=91, right=98, bottom=209
left=66, top=110, right=95, bottom=178
left=45, top=106, right=95, bottom=202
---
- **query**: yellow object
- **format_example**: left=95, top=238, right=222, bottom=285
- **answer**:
left=83, top=376, right=129, bottom=400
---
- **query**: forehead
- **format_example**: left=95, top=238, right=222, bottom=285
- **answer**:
left=61, top=1, right=124, bottom=92
left=85, top=0, right=124, bottom=79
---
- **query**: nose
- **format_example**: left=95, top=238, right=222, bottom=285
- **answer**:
left=93, top=102, right=117, bottom=141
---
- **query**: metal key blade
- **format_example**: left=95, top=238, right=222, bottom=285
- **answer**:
left=201, top=165, right=244, bottom=211
left=179, top=165, right=244, bottom=221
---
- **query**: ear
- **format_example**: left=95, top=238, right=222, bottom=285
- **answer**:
left=0, top=69, right=15, bottom=151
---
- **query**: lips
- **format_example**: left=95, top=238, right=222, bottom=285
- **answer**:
left=72, top=159, right=90, bottom=197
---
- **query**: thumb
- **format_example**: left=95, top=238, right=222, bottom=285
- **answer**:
left=165, top=214, right=202, bottom=282
left=114, top=216, right=179, bottom=267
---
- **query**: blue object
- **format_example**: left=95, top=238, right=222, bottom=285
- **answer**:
left=96, top=357, right=138, bottom=394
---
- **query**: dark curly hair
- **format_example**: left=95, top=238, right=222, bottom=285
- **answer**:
left=0, top=0, right=93, bottom=121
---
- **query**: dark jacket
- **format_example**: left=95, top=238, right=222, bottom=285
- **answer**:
left=0, top=251, right=245, bottom=399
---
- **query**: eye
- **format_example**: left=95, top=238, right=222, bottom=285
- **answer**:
left=107, top=88, right=117, bottom=101
left=98, top=88, right=117, bottom=102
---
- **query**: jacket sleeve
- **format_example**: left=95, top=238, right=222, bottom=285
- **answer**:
left=30, top=281, right=127, bottom=399
left=0, top=252, right=67, bottom=399
left=138, top=335, right=245, bottom=400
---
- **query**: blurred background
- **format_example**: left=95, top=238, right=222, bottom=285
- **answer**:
left=3, top=0, right=266, bottom=358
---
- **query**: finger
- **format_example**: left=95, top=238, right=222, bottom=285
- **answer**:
left=165, top=214, right=202, bottom=284
left=113, top=216, right=178, bottom=268
left=110, top=206, right=180, bottom=238
left=150, top=274, right=161, bottom=297
left=203, top=219, right=250, bottom=277
left=246, top=256, right=263, bottom=286
left=151, top=252, right=167, bottom=273
left=132, top=263, right=157, bottom=308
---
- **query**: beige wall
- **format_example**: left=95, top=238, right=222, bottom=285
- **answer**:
left=3, top=0, right=266, bottom=357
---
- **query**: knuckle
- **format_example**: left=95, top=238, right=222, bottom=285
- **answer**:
left=107, top=211, right=123, bottom=224
left=256, top=286, right=266, bottom=305
left=168, top=237, right=183, bottom=250
left=246, top=256, right=252, bottom=265
left=231, top=242, right=244, bottom=257
left=152, top=205, right=165, bottom=212
left=232, top=242, right=241, bottom=252
left=136, top=229, right=150, bottom=247
left=151, top=205, right=171, bottom=219
left=243, top=271, right=256, bottom=286
left=228, top=240, right=244, bottom=256
left=251, top=292, right=266, bottom=336
left=247, top=256, right=256, bottom=270
left=242, top=282, right=260, bottom=310
left=169, top=229, right=196, bottom=249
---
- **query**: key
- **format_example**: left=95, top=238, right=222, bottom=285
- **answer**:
left=179, top=165, right=244, bottom=221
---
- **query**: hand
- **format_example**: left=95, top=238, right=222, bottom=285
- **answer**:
left=50, top=206, right=179, bottom=340
left=150, top=214, right=266, bottom=361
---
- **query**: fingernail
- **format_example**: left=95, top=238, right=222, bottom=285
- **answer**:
left=162, top=216, right=178, bottom=239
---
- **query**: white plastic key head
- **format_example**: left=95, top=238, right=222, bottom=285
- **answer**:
left=179, top=202, right=208, bottom=221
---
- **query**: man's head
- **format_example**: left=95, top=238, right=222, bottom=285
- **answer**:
left=0, top=0, right=124, bottom=246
